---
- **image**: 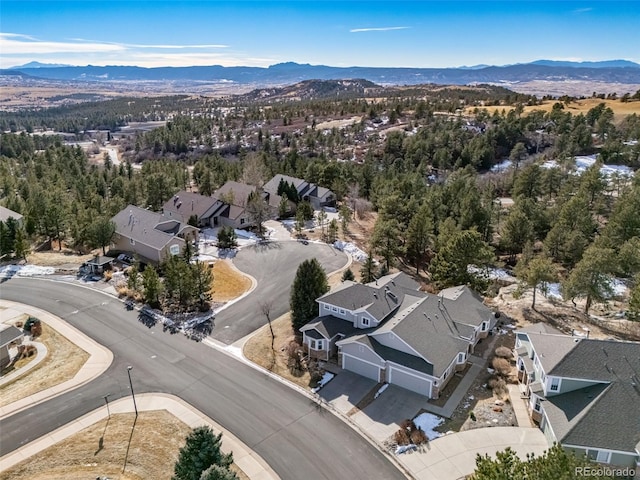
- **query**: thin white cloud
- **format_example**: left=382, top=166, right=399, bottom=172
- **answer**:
left=0, top=33, right=124, bottom=54
left=70, top=38, right=229, bottom=49
left=350, top=26, right=410, bottom=33
left=573, top=7, right=593, bottom=13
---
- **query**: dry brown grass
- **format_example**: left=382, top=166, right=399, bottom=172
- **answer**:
left=243, top=312, right=312, bottom=389
left=211, top=260, right=252, bottom=303
left=466, top=98, right=640, bottom=123
left=28, top=249, right=96, bottom=267
left=0, top=322, right=90, bottom=407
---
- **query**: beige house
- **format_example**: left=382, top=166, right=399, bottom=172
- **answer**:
left=111, top=205, right=198, bottom=264
left=0, top=206, right=23, bottom=226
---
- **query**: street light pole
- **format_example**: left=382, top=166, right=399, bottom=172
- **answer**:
left=103, top=393, right=111, bottom=419
left=126, top=366, right=138, bottom=418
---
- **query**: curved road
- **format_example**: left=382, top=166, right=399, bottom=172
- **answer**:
left=0, top=259, right=403, bottom=480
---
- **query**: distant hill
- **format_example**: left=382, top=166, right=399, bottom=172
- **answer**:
left=6, top=60, right=640, bottom=86
left=9, top=61, right=73, bottom=69
left=530, top=59, right=640, bottom=69
left=238, top=79, right=381, bottom=102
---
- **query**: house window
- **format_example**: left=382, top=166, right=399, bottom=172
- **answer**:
left=443, top=370, right=448, bottom=380
left=240, top=218, right=245, bottom=225
left=595, top=450, right=611, bottom=464
left=481, top=322, right=487, bottom=331
left=129, top=238, right=135, bottom=245
left=457, top=353, right=465, bottom=363
left=313, top=340, right=324, bottom=350
left=550, top=377, right=560, bottom=392
left=362, top=318, right=370, bottom=327
left=533, top=396, right=541, bottom=412
left=169, top=244, right=180, bottom=256
left=324, top=304, right=330, bottom=310
left=339, top=309, right=345, bottom=315
left=332, top=306, right=337, bottom=312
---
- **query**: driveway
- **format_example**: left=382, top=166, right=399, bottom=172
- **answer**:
left=399, top=426, right=547, bottom=480
left=318, top=370, right=377, bottom=415
left=212, top=241, right=347, bottom=344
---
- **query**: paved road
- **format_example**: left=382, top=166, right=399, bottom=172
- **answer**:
left=212, top=241, right=347, bottom=344
left=0, top=279, right=403, bottom=480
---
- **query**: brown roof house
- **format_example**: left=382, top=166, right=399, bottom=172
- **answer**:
left=515, top=325, right=640, bottom=468
left=211, top=181, right=282, bottom=229
left=111, top=205, right=198, bottom=264
left=162, top=191, right=225, bottom=228
left=300, top=272, right=497, bottom=399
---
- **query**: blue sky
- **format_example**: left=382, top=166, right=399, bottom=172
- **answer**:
left=1, top=1, right=638, bottom=69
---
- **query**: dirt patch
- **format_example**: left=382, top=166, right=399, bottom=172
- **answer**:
left=489, top=284, right=640, bottom=341
left=344, top=210, right=378, bottom=253
left=1, top=410, right=248, bottom=480
left=0, top=322, right=90, bottom=407
left=210, top=259, right=252, bottom=303
left=243, top=313, right=313, bottom=390
left=28, top=249, right=96, bottom=268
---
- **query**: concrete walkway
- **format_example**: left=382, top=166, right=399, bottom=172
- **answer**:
left=398, top=426, right=548, bottom=480
left=0, top=301, right=278, bottom=480
left=507, top=384, right=533, bottom=427
left=0, top=300, right=113, bottom=419
left=420, top=361, right=483, bottom=418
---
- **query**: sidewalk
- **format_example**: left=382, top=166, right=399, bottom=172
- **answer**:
left=0, top=300, right=113, bottom=419
left=0, top=393, right=279, bottom=480
left=507, top=384, right=533, bottom=427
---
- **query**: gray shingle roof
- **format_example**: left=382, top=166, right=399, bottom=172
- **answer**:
left=112, top=205, right=190, bottom=250
left=215, top=181, right=256, bottom=207
left=349, top=335, right=435, bottom=376
left=539, top=339, right=640, bottom=453
left=0, top=324, right=24, bottom=347
left=0, top=206, right=23, bottom=223
left=518, top=323, right=564, bottom=335
left=263, top=174, right=333, bottom=202
left=300, top=315, right=362, bottom=339
left=526, top=332, right=580, bottom=373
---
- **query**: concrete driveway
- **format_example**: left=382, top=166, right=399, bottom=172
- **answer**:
left=399, top=426, right=548, bottom=480
left=352, top=385, right=428, bottom=442
left=212, top=241, right=347, bottom=344
left=318, top=370, right=377, bottom=415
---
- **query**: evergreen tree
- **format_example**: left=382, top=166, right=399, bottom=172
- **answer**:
left=173, top=426, right=232, bottom=480
left=629, top=276, right=640, bottom=321
left=338, top=203, right=351, bottom=235
left=142, top=266, right=163, bottom=308
left=515, top=254, right=556, bottom=309
left=278, top=196, right=289, bottom=219
left=217, top=226, right=238, bottom=249
left=406, top=205, right=433, bottom=274
left=13, top=226, right=29, bottom=260
left=341, top=268, right=355, bottom=282
left=501, top=205, right=534, bottom=262
left=563, top=245, right=616, bottom=313
left=297, top=200, right=314, bottom=221
left=199, top=465, right=238, bottom=480
left=371, top=218, right=403, bottom=270
left=290, top=258, right=329, bottom=330
left=246, top=190, right=271, bottom=238
left=192, top=260, right=214, bottom=311
left=431, top=229, right=494, bottom=290
left=360, top=252, right=376, bottom=284
left=89, top=216, right=116, bottom=255
left=327, top=219, right=339, bottom=243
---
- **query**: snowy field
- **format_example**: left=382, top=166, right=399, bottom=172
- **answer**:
left=541, top=155, right=634, bottom=177
left=0, top=265, right=55, bottom=278
left=334, top=240, right=369, bottom=262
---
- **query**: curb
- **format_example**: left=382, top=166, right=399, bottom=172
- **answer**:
left=0, top=300, right=114, bottom=420
left=0, top=393, right=279, bottom=479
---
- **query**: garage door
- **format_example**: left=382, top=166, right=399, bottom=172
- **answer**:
left=343, top=355, right=380, bottom=382
left=389, top=367, right=432, bottom=397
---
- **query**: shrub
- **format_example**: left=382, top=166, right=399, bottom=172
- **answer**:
left=393, top=420, right=429, bottom=446
left=489, top=376, right=508, bottom=397
left=494, top=346, right=512, bottom=359
left=394, top=428, right=410, bottom=445
left=286, top=340, right=304, bottom=374
left=15, top=321, right=23, bottom=328
left=492, top=357, right=512, bottom=376
left=410, top=428, right=428, bottom=444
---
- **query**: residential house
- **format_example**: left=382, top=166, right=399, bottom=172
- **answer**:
left=0, top=206, right=23, bottom=226
left=515, top=324, right=640, bottom=468
left=300, top=272, right=496, bottom=399
left=212, top=181, right=281, bottom=229
left=263, top=174, right=335, bottom=210
left=111, top=205, right=198, bottom=264
left=0, top=324, right=24, bottom=369
left=162, top=191, right=223, bottom=228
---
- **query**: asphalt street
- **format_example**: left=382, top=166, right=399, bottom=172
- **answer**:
left=0, top=278, right=403, bottom=479
left=213, top=241, right=348, bottom=344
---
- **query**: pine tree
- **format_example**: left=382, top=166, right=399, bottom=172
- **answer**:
left=406, top=205, right=433, bottom=274
left=290, top=258, right=329, bottom=330
left=515, top=254, right=556, bottom=310
left=341, top=268, right=355, bottom=282
left=360, top=252, right=376, bottom=284
left=199, top=465, right=238, bottom=480
left=173, top=426, right=232, bottom=480
left=563, top=245, right=615, bottom=313
left=142, top=266, right=163, bottom=308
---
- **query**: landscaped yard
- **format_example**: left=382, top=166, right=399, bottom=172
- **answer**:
left=0, top=321, right=89, bottom=407
left=243, top=312, right=313, bottom=390
left=210, top=259, right=252, bottom=303
left=1, top=410, right=248, bottom=480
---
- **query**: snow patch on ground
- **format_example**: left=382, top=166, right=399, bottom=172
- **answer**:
left=490, top=159, right=512, bottom=173
left=311, top=372, right=335, bottom=393
left=541, top=155, right=634, bottom=178
left=412, top=412, right=444, bottom=440
left=374, top=383, right=389, bottom=399
left=468, top=265, right=517, bottom=283
left=543, top=277, right=628, bottom=301
left=0, top=264, right=56, bottom=278
left=395, top=444, right=417, bottom=455
left=333, top=240, right=369, bottom=262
